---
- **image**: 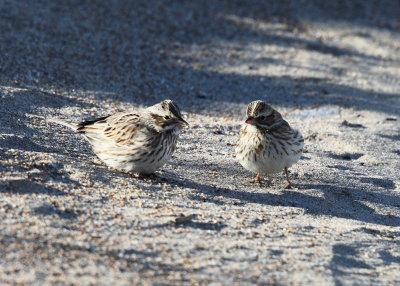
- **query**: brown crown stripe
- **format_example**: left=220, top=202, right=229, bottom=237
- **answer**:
left=161, top=100, right=182, bottom=118
left=247, top=100, right=275, bottom=117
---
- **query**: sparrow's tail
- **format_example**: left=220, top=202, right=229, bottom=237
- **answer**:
left=47, top=118, right=78, bottom=131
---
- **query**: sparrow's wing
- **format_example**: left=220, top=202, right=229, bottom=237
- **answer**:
left=77, top=113, right=144, bottom=145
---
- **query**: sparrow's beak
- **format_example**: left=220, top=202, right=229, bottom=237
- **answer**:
left=177, top=117, right=189, bottom=127
left=245, top=117, right=255, bottom=125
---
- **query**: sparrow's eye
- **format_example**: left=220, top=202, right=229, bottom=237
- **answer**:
left=164, top=115, right=171, bottom=120
left=259, top=114, right=273, bottom=121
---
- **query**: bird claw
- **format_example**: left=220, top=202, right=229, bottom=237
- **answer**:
left=128, top=172, right=153, bottom=181
left=135, top=173, right=169, bottom=183
left=247, top=178, right=262, bottom=185
left=247, top=178, right=271, bottom=186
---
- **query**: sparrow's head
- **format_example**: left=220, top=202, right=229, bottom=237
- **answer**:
left=147, top=99, right=188, bottom=132
left=244, top=100, right=281, bottom=130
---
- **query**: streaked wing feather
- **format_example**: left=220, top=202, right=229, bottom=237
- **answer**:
left=78, top=113, right=143, bottom=146
left=102, top=113, right=142, bottom=145
left=77, top=116, right=109, bottom=130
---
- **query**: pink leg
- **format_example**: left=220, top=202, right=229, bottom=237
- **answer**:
left=284, top=167, right=291, bottom=189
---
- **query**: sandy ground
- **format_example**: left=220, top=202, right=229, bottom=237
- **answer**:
left=1, top=0, right=400, bottom=285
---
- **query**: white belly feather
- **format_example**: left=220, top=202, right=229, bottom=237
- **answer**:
left=235, top=125, right=303, bottom=175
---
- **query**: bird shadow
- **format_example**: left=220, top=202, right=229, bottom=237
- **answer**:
left=379, top=250, right=400, bottom=266
left=33, top=203, right=82, bottom=219
left=0, top=159, right=81, bottom=197
left=0, top=132, right=60, bottom=154
left=138, top=220, right=227, bottom=232
left=0, top=179, right=67, bottom=196
left=330, top=243, right=373, bottom=286
left=329, top=225, right=400, bottom=286
left=0, top=233, right=196, bottom=281
left=162, top=173, right=400, bottom=227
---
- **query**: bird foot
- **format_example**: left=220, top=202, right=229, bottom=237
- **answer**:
left=247, top=178, right=271, bottom=186
left=131, top=173, right=168, bottom=182
left=247, top=172, right=264, bottom=185
left=283, top=167, right=292, bottom=189
left=128, top=172, right=152, bottom=181
left=247, top=178, right=262, bottom=185
left=283, top=182, right=292, bottom=189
